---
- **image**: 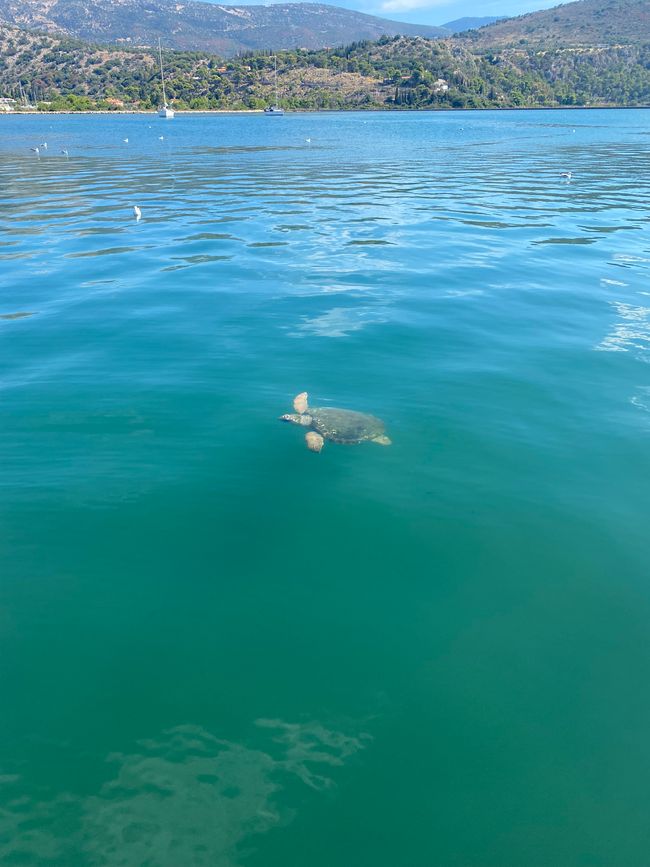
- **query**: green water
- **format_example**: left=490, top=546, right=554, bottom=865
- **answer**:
left=1, top=110, right=650, bottom=866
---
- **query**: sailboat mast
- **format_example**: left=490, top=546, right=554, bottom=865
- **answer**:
left=158, top=38, right=167, bottom=106
left=274, top=54, right=278, bottom=104
left=263, top=53, right=283, bottom=114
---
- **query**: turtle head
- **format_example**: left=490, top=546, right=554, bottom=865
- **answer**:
left=280, top=413, right=312, bottom=426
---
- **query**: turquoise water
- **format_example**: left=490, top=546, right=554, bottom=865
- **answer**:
left=1, top=109, right=650, bottom=866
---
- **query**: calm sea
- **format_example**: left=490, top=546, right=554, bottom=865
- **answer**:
left=1, top=109, right=650, bottom=866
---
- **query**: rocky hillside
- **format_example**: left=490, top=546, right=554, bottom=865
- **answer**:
left=0, top=24, right=158, bottom=104
left=0, top=0, right=447, bottom=56
left=461, top=0, right=650, bottom=48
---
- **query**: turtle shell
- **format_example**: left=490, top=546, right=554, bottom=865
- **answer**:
left=308, top=407, right=386, bottom=444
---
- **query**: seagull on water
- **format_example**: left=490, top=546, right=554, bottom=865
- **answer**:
left=560, top=171, right=572, bottom=180
left=61, top=149, right=69, bottom=157
left=133, top=205, right=142, bottom=221
left=40, top=142, right=48, bottom=149
left=159, top=135, right=164, bottom=140
left=29, top=147, right=40, bottom=155
left=123, top=138, right=129, bottom=143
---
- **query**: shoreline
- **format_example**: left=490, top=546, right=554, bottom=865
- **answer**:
left=0, top=109, right=263, bottom=115
left=1, top=104, right=648, bottom=117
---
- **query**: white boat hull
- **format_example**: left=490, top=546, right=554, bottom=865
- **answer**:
left=158, top=106, right=174, bottom=119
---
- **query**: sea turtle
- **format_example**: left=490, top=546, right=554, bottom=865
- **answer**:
left=280, top=392, right=391, bottom=453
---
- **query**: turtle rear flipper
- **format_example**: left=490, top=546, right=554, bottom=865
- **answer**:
left=305, top=432, right=324, bottom=453
left=293, top=392, right=309, bottom=414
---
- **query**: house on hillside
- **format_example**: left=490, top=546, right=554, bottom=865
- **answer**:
left=0, top=98, right=16, bottom=112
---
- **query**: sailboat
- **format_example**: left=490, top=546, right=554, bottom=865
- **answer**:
left=157, top=38, right=174, bottom=119
left=264, top=55, right=284, bottom=115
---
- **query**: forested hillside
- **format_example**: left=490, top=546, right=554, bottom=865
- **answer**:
left=1, top=27, right=649, bottom=111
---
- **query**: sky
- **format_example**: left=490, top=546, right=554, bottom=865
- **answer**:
left=207, top=0, right=565, bottom=27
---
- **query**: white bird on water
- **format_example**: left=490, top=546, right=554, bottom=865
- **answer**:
left=123, top=138, right=129, bottom=143
left=29, top=147, right=40, bottom=155
left=40, top=142, right=48, bottom=149
left=133, top=205, right=142, bottom=221
left=61, top=149, right=69, bottom=157
left=159, top=135, right=164, bottom=140
left=560, top=171, right=572, bottom=180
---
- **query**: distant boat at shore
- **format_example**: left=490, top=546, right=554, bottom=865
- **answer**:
left=264, top=55, right=284, bottom=116
left=157, top=38, right=174, bottom=119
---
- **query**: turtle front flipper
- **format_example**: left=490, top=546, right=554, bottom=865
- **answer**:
left=305, top=431, right=324, bottom=453
left=280, top=413, right=312, bottom=426
left=293, top=392, right=309, bottom=414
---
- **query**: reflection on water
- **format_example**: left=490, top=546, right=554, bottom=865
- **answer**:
left=596, top=301, right=650, bottom=356
left=0, top=720, right=369, bottom=866
left=532, top=236, right=597, bottom=245
left=292, top=305, right=389, bottom=338
left=67, top=246, right=141, bottom=258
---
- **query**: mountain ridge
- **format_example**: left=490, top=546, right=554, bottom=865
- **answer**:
left=0, top=0, right=448, bottom=56
left=440, top=16, right=502, bottom=33
left=461, top=0, right=650, bottom=47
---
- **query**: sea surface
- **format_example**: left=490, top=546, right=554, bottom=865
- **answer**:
left=1, top=109, right=650, bottom=866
